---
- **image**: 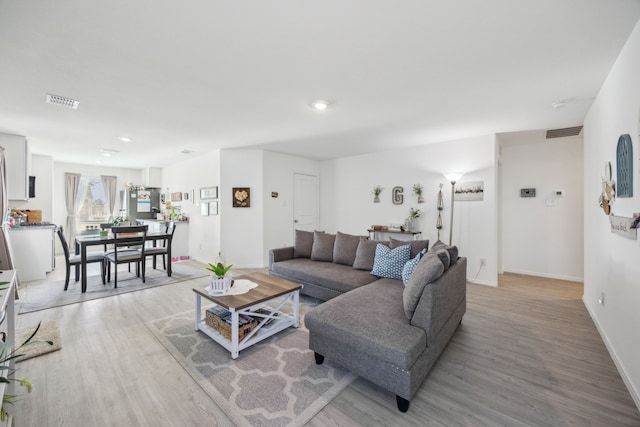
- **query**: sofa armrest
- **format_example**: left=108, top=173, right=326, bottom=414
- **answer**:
left=410, top=257, right=467, bottom=346
left=269, top=246, right=295, bottom=270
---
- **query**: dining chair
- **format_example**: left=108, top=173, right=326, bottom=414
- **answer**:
left=105, top=225, right=148, bottom=288
left=142, top=221, right=175, bottom=271
left=57, top=225, right=106, bottom=291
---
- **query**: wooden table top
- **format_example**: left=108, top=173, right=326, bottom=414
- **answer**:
left=193, top=272, right=302, bottom=310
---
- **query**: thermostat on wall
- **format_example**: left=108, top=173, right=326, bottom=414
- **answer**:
left=520, top=188, right=536, bottom=197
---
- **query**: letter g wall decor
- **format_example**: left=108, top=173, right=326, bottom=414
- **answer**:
left=392, top=186, right=404, bottom=204
left=616, top=134, right=633, bottom=197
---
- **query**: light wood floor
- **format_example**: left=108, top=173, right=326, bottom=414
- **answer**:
left=12, top=261, right=640, bottom=426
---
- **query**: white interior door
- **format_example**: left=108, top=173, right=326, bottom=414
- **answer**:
left=293, top=173, right=319, bottom=233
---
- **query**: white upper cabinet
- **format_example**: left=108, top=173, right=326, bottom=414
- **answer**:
left=0, top=133, right=30, bottom=200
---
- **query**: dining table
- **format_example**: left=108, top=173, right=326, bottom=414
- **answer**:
left=74, top=230, right=173, bottom=293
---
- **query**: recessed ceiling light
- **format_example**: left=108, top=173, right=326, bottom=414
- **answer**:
left=310, top=100, right=330, bottom=111
left=552, top=100, right=569, bottom=109
left=100, top=148, right=119, bottom=157
left=118, top=136, right=133, bottom=142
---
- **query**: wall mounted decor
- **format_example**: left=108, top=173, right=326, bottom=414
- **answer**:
left=610, top=215, right=637, bottom=240
left=170, top=192, right=182, bottom=202
left=233, top=187, right=250, bottom=207
left=392, top=186, right=404, bottom=205
left=200, top=186, right=218, bottom=200
left=454, top=181, right=484, bottom=201
left=412, top=184, right=424, bottom=203
left=520, top=188, right=536, bottom=197
left=372, top=185, right=383, bottom=203
left=436, top=183, right=444, bottom=241
left=209, top=200, right=219, bottom=215
left=201, top=202, right=209, bottom=216
left=616, top=134, right=633, bottom=197
left=599, top=161, right=616, bottom=215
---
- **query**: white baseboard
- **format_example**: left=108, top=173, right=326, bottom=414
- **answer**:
left=503, top=268, right=583, bottom=283
left=582, top=296, right=640, bottom=412
left=467, top=278, right=497, bottom=287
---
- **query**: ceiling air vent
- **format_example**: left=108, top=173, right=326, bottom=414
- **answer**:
left=545, top=126, right=583, bottom=139
left=46, top=93, right=79, bottom=109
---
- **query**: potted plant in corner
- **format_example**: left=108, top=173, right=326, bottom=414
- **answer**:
left=206, top=259, right=233, bottom=295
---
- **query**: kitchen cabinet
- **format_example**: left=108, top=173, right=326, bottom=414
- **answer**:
left=0, top=133, right=30, bottom=201
left=8, top=226, right=55, bottom=282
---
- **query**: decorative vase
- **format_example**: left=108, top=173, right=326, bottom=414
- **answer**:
left=417, top=195, right=425, bottom=203
left=404, top=219, right=412, bottom=232
left=209, top=275, right=233, bottom=295
left=374, top=195, right=380, bottom=203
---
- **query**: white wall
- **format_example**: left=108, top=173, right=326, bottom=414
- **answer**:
left=262, top=151, right=320, bottom=264
left=583, top=20, right=640, bottom=408
left=220, top=149, right=264, bottom=268
left=500, top=133, right=584, bottom=281
left=162, top=150, right=221, bottom=265
left=320, top=134, right=498, bottom=286
left=11, top=154, right=54, bottom=222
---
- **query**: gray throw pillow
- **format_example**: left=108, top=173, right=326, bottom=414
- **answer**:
left=435, top=248, right=451, bottom=271
left=403, top=253, right=445, bottom=319
left=390, top=237, right=430, bottom=258
left=293, top=230, right=314, bottom=258
left=429, top=240, right=459, bottom=267
left=333, top=232, right=361, bottom=266
left=353, top=238, right=390, bottom=270
left=311, top=232, right=336, bottom=262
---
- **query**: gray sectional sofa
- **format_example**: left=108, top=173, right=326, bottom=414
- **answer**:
left=268, top=230, right=467, bottom=412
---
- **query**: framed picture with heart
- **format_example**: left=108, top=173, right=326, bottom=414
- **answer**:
left=233, top=187, right=250, bottom=207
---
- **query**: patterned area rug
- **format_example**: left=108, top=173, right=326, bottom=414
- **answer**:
left=146, top=310, right=355, bottom=427
left=18, top=263, right=208, bottom=314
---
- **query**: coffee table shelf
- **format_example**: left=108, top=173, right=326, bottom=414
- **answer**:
left=194, top=273, right=301, bottom=359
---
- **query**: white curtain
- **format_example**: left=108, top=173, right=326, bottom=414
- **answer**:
left=100, top=175, right=117, bottom=222
left=64, top=172, right=81, bottom=244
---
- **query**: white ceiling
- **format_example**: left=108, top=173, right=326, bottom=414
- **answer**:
left=0, top=0, right=638, bottom=168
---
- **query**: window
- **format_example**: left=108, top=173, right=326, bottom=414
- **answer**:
left=76, top=176, right=110, bottom=228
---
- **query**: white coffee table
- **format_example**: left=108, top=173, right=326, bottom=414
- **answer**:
left=194, top=272, right=301, bottom=359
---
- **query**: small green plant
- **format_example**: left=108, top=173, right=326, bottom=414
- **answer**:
left=412, top=183, right=423, bottom=196
left=372, top=185, right=384, bottom=196
left=1, top=322, right=53, bottom=421
left=408, top=207, right=421, bottom=219
left=113, top=216, right=130, bottom=225
left=206, top=262, right=233, bottom=278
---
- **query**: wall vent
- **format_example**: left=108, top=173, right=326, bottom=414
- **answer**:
left=179, top=149, right=194, bottom=154
left=46, top=93, right=79, bottom=109
left=545, top=126, right=583, bottom=139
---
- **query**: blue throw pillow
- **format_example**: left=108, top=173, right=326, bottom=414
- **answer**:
left=402, top=248, right=428, bottom=286
left=371, top=243, right=411, bottom=280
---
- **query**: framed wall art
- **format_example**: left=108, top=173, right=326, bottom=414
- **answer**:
left=454, top=181, right=484, bottom=201
left=233, top=187, right=250, bottom=207
left=209, top=200, right=219, bottom=215
left=171, top=192, right=182, bottom=202
left=200, top=186, right=218, bottom=200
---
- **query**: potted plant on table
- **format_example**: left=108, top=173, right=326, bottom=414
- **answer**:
left=405, top=207, right=421, bottom=232
left=206, top=260, right=234, bottom=295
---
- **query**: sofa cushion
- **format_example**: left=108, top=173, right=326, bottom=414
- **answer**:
left=435, top=248, right=451, bottom=271
left=305, top=279, right=426, bottom=370
left=371, top=243, right=411, bottom=280
left=333, top=232, right=361, bottom=266
left=270, top=258, right=378, bottom=294
left=390, top=237, right=430, bottom=258
left=353, top=238, right=389, bottom=271
left=429, top=240, right=459, bottom=266
left=311, top=232, right=336, bottom=262
left=401, top=248, right=428, bottom=285
left=294, top=230, right=315, bottom=258
left=403, top=253, right=445, bottom=319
